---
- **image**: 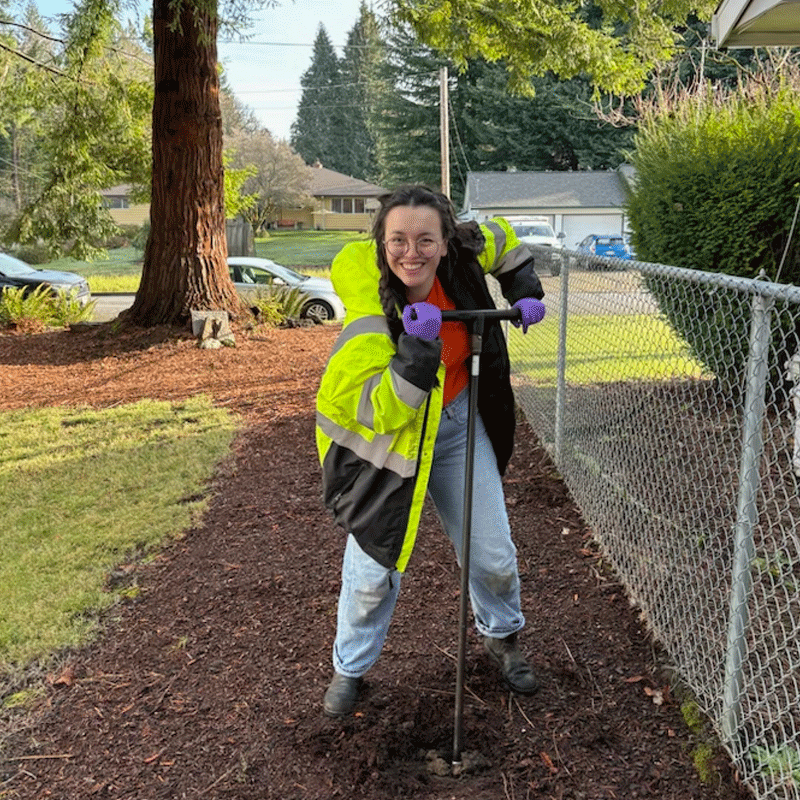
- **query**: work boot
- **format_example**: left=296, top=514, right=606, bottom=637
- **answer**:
left=483, top=633, right=539, bottom=695
left=323, top=673, right=362, bottom=717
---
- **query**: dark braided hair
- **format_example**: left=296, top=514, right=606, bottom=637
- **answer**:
left=372, top=185, right=484, bottom=340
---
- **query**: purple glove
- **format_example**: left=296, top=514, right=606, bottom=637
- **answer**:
left=512, top=298, right=546, bottom=333
left=402, top=301, right=442, bottom=341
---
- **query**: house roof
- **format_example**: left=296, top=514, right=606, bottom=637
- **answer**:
left=712, top=0, right=800, bottom=47
left=99, top=184, right=131, bottom=196
left=100, top=168, right=389, bottom=204
left=463, top=170, right=629, bottom=212
left=308, top=164, right=387, bottom=198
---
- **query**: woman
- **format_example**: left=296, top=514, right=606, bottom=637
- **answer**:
left=315, top=185, right=545, bottom=717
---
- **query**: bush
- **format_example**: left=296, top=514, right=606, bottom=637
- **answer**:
left=100, top=225, right=145, bottom=250
left=131, top=221, right=150, bottom=250
left=0, top=285, right=96, bottom=330
left=117, top=224, right=142, bottom=242
left=13, top=243, right=53, bottom=265
left=247, top=285, right=308, bottom=327
left=626, top=72, right=800, bottom=396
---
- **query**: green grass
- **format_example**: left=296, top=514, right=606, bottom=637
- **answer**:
left=255, top=230, right=365, bottom=267
left=85, top=274, right=141, bottom=293
left=43, top=232, right=358, bottom=290
left=510, top=313, right=708, bottom=385
left=47, top=246, right=144, bottom=278
left=0, top=396, right=238, bottom=672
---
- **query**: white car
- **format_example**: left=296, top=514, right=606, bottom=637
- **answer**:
left=228, top=256, right=345, bottom=322
left=506, top=217, right=565, bottom=276
left=507, top=217, right=563, bottom=249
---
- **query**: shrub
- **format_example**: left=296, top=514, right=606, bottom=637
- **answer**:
left=13, top=243, right=53, bottom=265
left=626, top=71, right=800, bottom=397
left=131, top=221, right=150, bottom=250
left=50, top=289, right=96, bottom=326
left=0, top=285, right=96, bottom=330
left=247, top=285, right=308, bottom=327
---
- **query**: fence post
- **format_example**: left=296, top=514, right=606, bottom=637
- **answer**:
left=722, top=288, right=773, bottom=744
left=554, top=251, right=569, bottom=467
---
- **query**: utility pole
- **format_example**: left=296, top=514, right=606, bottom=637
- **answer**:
left=439, top=66, right=450, bottom=199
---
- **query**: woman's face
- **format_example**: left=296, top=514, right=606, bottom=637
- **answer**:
left=382, top=205, right=446, bottom=303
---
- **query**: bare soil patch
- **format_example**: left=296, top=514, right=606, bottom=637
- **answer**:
left=0, top=321, right=750, bottom=799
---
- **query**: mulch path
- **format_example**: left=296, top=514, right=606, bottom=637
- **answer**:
left=0, top=321, right=750, bottom=799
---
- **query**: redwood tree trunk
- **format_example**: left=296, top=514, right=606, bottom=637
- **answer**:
left=128, top=0, right=241, bottom=326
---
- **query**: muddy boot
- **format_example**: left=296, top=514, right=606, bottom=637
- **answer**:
left=483, top=633, right=539, bottom=695
left=323, top=673, right=362, bottom=717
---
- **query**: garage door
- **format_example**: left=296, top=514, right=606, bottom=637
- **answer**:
left=560, top=214, right=624, bottom=251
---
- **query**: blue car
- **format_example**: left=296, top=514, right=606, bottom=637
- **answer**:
left=576, top=234, right=632, bottom=269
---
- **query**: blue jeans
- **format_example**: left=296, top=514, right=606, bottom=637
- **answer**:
left=332, top=389, right=525, bottom=678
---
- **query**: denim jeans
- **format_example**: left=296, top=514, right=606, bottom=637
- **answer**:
left=332, top=389, right=525, bottom=678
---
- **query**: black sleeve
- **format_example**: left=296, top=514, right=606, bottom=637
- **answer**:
left=496, top=256, right=545, bottom=304
left=392, top=333, right=442, bottom=392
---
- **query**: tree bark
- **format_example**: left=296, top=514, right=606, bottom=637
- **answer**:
left=127, top=0, right=242, bottom=326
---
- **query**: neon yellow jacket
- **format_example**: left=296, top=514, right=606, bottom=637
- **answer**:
left=316, top=219, right=542, bottom=572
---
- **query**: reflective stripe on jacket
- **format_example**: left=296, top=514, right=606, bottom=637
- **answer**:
left=315, top=218, right=542, bottom=572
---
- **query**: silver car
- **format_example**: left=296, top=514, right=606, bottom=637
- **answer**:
left=228, top=256, right=345, bottom=322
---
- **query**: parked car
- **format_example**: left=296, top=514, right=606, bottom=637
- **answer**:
left=575, top=234, right=632, bottom=269
left=0, top=252, right=91, bottom=305
left=228, top=256, right=345, bottom=322
left=508, top=217, right=563, bottom=250
left=507, top=217, right=565, bottom=276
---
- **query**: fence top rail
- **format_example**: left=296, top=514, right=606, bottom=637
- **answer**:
left=630, top=258, right=800, bottom=304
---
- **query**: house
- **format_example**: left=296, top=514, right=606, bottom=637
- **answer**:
left=460, top=168, right=633, bottom=250
left=712, top=0, right=799, bottom=47
left=100, top=184, right=149, bottom=227
left=99, top=183, right=253, bottom=255
left=275, top=164, right=387, bottom=232
left=101, top=166, right=388, bottom=234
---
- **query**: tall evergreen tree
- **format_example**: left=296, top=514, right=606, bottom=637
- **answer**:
left=452, top=63, right=635, bottom=174
left=290, top=25, right=345, bottom=170
left=337, top=2, right=382, bottom=181
left=369, top=23, right=445, bottom=192
left=368, top=20, right=636, bottom=205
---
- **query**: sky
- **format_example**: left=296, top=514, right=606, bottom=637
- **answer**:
left=24, top=0, right=371, bottom=141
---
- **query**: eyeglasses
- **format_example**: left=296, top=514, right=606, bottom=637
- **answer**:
left=384, top=236, right=442, bottom=259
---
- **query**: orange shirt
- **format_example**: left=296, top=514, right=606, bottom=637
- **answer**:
left=425, top=277, right=470, bottom=406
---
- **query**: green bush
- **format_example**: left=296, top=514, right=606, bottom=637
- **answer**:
left=13, top=243, right=53, bottom=265
left=626, top=75, right=800, bottom=396
left=247, top=285, right=308, bottom=327
left=50, top=289, right=96, bottom=326
left=0, top=285, right=95, bottom=330
left=131, top=221, right=150, bottom=250
left=116, top=224, right=142, bottom=244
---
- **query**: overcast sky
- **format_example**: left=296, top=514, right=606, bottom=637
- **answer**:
left=24, top=0, right=373, bottom=141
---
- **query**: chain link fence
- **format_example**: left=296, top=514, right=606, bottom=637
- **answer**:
left=501, top=245, right=800, bottom=800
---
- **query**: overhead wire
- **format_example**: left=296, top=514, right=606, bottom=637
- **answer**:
left=447, top=90, right=471, bottom=191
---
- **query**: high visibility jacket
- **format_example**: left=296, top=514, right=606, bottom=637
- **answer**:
left=315, top=218, right=543, bottom=572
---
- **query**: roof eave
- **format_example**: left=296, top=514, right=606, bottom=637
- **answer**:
left=712, top=0, right=800, bottom=47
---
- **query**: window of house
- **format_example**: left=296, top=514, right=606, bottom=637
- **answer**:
left=103, top=196, right=129, bottom=209
left=331, top=198, right=365, bottom=214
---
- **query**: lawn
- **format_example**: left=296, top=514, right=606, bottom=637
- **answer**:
left=44, top=230, right=362, bottom=293
left=509, top=312, right=708, bottom=385
left=0, top=396, right=237, bottom=673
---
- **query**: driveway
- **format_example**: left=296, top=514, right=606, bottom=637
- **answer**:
left=92, top=293, right=134, bottom=321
